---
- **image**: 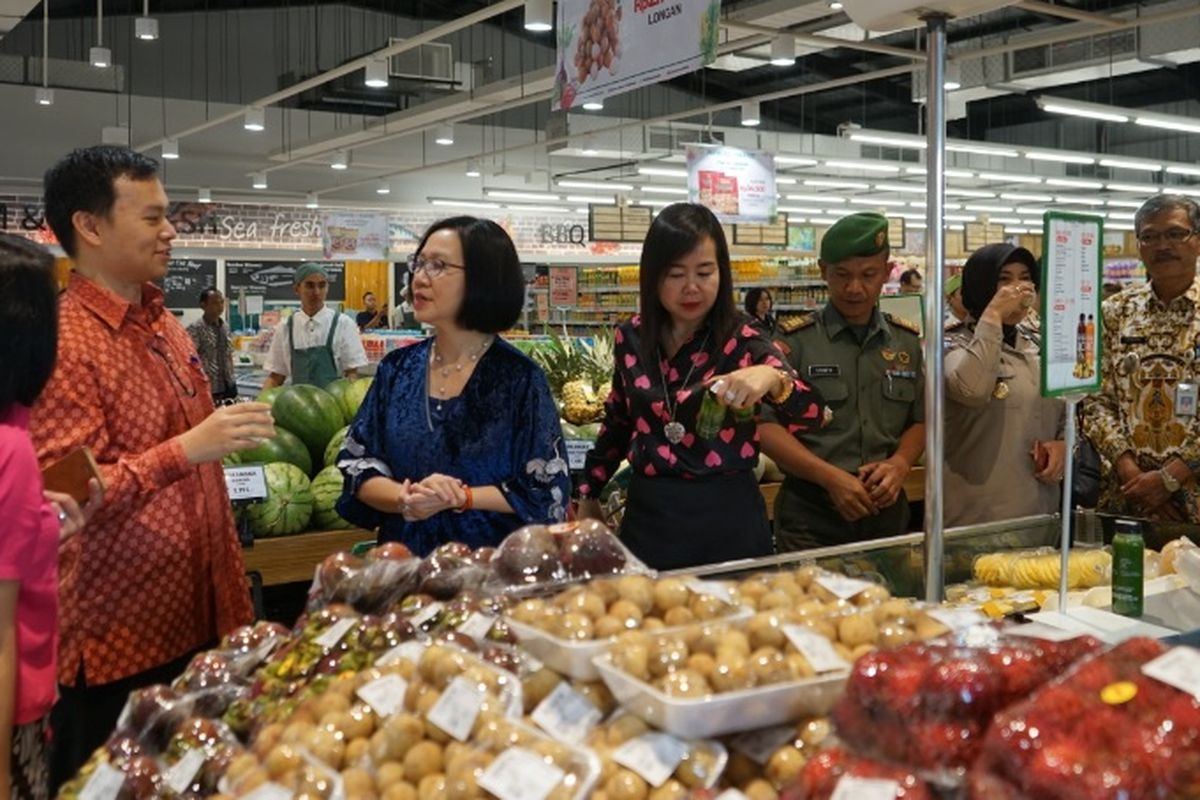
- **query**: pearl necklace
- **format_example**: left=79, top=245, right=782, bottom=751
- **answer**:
left=424, top=335, right=494, bottom=430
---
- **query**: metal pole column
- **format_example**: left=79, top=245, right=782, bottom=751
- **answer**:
left=922, top=14, right=949, bottom=603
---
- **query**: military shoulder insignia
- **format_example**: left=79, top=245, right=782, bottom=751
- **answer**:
left=777, top=313, right=817, bottom=334
left=884, top=313, right=920, bottom=336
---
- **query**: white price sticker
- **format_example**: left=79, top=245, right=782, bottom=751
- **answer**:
left=458, top=612, right=495, bottom=642
left=685, top=578, right=735, bottom=605
left=927, top=607, right=988, bottom=632
left=782, top=625, right=850, bottom=674
left=1007, top=623, right=1088, bottom=643
left=565, top=438, right=596, bottom=470
left=164, top=748, right=207, bottom=794
left=478, top=746, right=566, bottom=800
left=531, top=681, right=602, bottom=745
left=427, top=676, right=486, bottom=741
left=815, top=574, right=877, bottom=601
left=357, top=674, right=409, bottom=719
left=728, top=724, right=797, bottom=765
left=1142, top=646, right=1200, bottom=700
left=715, top=791, right=750, bottom=800
left=223, top=465, right=268, bottom=501
left=241, top=783, right=295, bottom=800
left=410, top=601, right=444, bottom=628
left=314, top=616, right=358, bottom=650
left=79, top=762, right=125, bottom=800
left=377, top=639, right=428, bottom=667
left=613, top=733, right=688, bottom=788
left=830, top=776, right=901, bottom=800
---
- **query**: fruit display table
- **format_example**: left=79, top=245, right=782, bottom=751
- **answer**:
left=241, top=528, right=372, bottom=586
left=758, top=466, right=926, bottom=521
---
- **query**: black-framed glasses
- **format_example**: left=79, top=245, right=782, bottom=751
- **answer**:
left=407, top=254, right=466, bottom=279
left=1137, top=228, right=1197, bottom=247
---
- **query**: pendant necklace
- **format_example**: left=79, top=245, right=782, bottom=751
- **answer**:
left=424, top=335, right=494, bottom=431
left=660, top=332, right=709, bottom=445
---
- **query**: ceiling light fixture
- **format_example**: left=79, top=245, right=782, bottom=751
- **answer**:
left=36, top=1, right=53, bottom=106
left=1000, top=192, right=1054, bottom=202
left=1105, top=183, right=1161, bottom=194
left=465, top=159, right=482, bottom=177
left=1166, top=165, right=1200, bottom=177
left=364, top=57, right=389, bottom=88
left=1035, top=96, right=1130, bottom=124
left=558, top=180, right=635, bottom=191
left=943, top=61, right=962, bottom=91
left=803, top=179, right=869, bottom=190
left=828, top=1, right=844, bottom=9
left=431, top=199, right=502, bottom=210
left=770, top=34, right=796, bottom=67
left=486, top=189, right=562, bottom=201
left=848, top=132, right=926, bottom=149
left=1045, top=178, right=1104, bottom=189
left=434, top=124, right=454, bottom=145
left=944, top=188, right=995, bottom=198
left=375, top=180, right=391, bottom=195
left=36, top=87, right=55, bottom=106
left=251, top=172, right=267, bottom=189
left=979, top=173, right=1042, bottom=184
left=305, top=192, right=319, bottom=209
left=787, top=194, right=844, bottom=203
left=848, top=197, right=909, bottom=207
left=775, top=155, right=820, bottom=166
left=872, top=183, right=927, bottom=194
left=330, top=150, right=350, bottom=170
left=524, top=0, right=552, bottom=32
left=91, top=1, right=111, bottom=68
left=740, top=100, right=761, bottom=127
left=636, top=166, right=688, bottom=178
left=1138, top=117, right=1200, bottom=135
left=1025, top=151, right=1095, bottom=165
left=503, top=205, right=574, bottom=214
left=197, top=187, right=212, bottom=203
left=135, top=0, right=157, bottom=40
left=945, top=142, right=1020, bottom=158
left=777, top=206, right=824, bottom=215
left=582, top=99, right=604, bottom=111
left=638, top=186, right=689, bottom=195
left=1055, top=196, right=1106, bottom=206
left=944, top=169, right=976, bottom=179
left=244, top=107, right=265, bottom=131
left=1106, top=199, right=1145, bottom=208
left=161, top=138, right=179, bottom=159
left=1099, top=158, right=1162, bottom=173
left=824, top=159, right=901, bottom=174
left=963, top=204, right=1015, bottom=213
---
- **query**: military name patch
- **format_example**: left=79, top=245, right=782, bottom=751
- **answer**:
left=808, top=365, right=841, bottom=377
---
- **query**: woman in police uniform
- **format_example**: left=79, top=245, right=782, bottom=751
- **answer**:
left=943, top=243, right=1066, bottom=525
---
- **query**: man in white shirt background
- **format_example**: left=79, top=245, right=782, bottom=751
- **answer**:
left=261, top=263, right=368, bottom=388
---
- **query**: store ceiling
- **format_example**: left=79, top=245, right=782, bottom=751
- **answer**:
left=0, top=0, right=1197, bottom=226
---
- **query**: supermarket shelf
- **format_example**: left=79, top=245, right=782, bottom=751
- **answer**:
left=775, top=303, right=822, bottom=311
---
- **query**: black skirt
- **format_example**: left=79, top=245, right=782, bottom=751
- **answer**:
left=620, top=470, right=774, bottom=570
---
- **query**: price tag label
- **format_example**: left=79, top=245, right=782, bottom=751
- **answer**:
left=458, top=612, right=495, bottom=642
left=427, top=676, right=486, bottom=741
left=79, top=762, right=126, bottom=800
left=927, top=607, right=988, bottom=632
left=531, top=681, right=602, bottom=744
left=164, top=748, right=207, bottom=794
left=728, top=724, right=797, bottom=765
left=478, top=746, right=566, bottom=800
left=1007, top=623, right=1088, bottom=643
left=377, top=640, right=427, bottom=667
left=242, top=783, right=295, bottom=800
left=1142, top=646, right=1200, bottom=700
left=410, top=601, right=444, bottom=628
left=830, top=776, right=901, bottom=800
left=223, top=465, right=268, bottom=501
left=613, top=732, right=688, bottom=788
left=685, top=578, right=735, bottom=605
left=314, top=617, right=358, bottom=650
left=783, top=625, right=849, bottom=674
left=357, top=674, right=408, bottom=718
left=815, top=574, right=876, bottom=601
left=565, top=438, right=595, bottom=470
left=715, top=791, right=750, bottom=800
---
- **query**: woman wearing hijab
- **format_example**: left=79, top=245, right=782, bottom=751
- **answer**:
left=943, top=243, right=1066, bottom=526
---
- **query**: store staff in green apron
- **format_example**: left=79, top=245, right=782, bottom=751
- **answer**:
left=262, top=262, right=369, bottom=388
left=760, top=212, right=926, bottom=550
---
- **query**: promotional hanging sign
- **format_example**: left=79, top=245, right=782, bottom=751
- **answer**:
left=1040, top=211, right=1103, bottom=397
left=553, top=0, right=721, bottom=111
left=320, top=211, right=390, bottom=260
left=686, top=145, right=778, bottom=223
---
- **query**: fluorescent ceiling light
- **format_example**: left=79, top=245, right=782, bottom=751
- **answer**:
left=944, top=169, right=976, bottom=179
left=1108, top=223, right=1135, bottom=231
left=1015, top=207, right=1050, bottom=215
left=848, top=197, right=908, bottom=207
left=1046, top=178, right=1104, bottom=189
left=330, top=150, right=350, bottom=170
left=465, top=159, right=481, bottom=178
left=35, top=87, right=54, bottom=106
left=637, top=166, right=688, bottom=178
left=824, top=159, right=901, bottom=174
left=198, top=188, right=212, bottom=203
left=980, top=173, right=1042, bottom=184
left=1166, top=165, right=1200, bottom=177
left=1137, top=117, right=1200, bottom=135
left=775, top=177, right=797, bottom=185
left=244, top=107, right=265, bottom=131
left=1100, top=158, right=1162, bottom=172
left=944, top=214, right=977, bottom=222
left=943, top=61, right=962, bottom=91
left=90, top=46, right=111, bottom=68
left=810, top=217, right=840, bottom=225
left=582, top=99, right=604, bottom=111
left=135, top=16, right=158, bottom=41
left=777, top=206, right=824, bottom=215
left=487, top=190, right=561, bottom=201
left=1107, top=211, right=1136, bottom=220
left=504, top=205, right=573, bottom=213
left=964, top=204, right=1015, bottom=213
left=1036, top=97, right=1130, bottom=123
left=1000, top=192, right=1053, bottom=202
left=945, top=142, right=1020, bottom=158
left=161, top=139, right=179, bottom=159
left=945, top=188, right=995, bottom=198
left=872, top=183, right=927, bottom=194
left=251, top=172, right=267, bottom=189
left=1055, top=196, right=1106, bottom=206
left=776, top=155, right=820, bottom=166
left=741, top=101, right=761, bottom=127
left=1107, top=199, right=1145, bottom=208
left=988, top=217, right=1023, bottom=225
left=770, top=34, right=795, bottom=67
left=434, top=124, right=454, bottom=146
left=566, top=195, right=613, bottom=204
left=639, top=186, right=688, bottom=195
left=431, top=199, right=501, bottom=209
left=375, top=180, right=391, bottom=195
left=364, top=58, right=389, bottom=88
left=305, top=192, right=319, bottom=209
left=1026, top=151, right=1094, bottom=165
left=524, top=0, right=553, bottom=32
left=904, top=167, right=927, bottom=175
left=558, top=180, right=634, bottom=191
left=787, top=193, right=842, bottom=203
left=804, top=179, right=869, bottom=190
left=909, top=221, right=927, bottom=229
left=848, top=132, right=925, bottom=149
left=1105, top=183, right=1160, bottom=194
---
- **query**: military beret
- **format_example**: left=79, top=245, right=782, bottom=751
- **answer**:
left=820, top=212, right=889, bottom=264
left=293, top=262, right=329, bottom=285
left=945, top=272, right=962, bottom=296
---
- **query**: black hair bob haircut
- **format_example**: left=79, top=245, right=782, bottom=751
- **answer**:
left=43, top=145, right=160, bottom=258
left=0, top=235, right=59, bottom=412
left=411, top=216, right=526, bottom=334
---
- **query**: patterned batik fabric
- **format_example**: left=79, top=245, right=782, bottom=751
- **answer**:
left=30, top=275, right=252, bottom=685
left=9, top=717, right=49, bottom=800
left=185, top=317, right=235, bottom=395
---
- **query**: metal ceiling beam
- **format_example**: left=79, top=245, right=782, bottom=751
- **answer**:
left=1013, top=0, right=1124, bottom=29
left=723, top=19, right=926, bottom=62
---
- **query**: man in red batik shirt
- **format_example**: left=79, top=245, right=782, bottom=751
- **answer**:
left=32, top=146, right=276, bottom=788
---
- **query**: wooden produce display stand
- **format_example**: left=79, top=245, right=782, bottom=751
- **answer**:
left=242, top=528, right=373, bottom=586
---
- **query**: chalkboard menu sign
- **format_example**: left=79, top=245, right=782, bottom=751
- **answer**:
left=155, top=259, right=217, bottom=308
left=225, top=260, right=346, bottom=302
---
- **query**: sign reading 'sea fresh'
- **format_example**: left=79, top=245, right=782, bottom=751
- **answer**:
left=553, top=0, right=720, bottom=111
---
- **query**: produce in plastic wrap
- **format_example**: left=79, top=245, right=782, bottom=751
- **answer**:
left=713, top=716, right=835, bottom=795
left=831, top=626, right=1103, bottom=772
left=491, top=520, right=645, bottom=591
left=581, top=711, right=728, bottom=796
left=968, top=638, right=1200, bottom=799
left=973, top=547, right=1111, bottom=590
left=56, top=739, right=167, bottom=800
left=160, top=717, right=246, bottom=797
left=779, top=746, right=937, bottom=800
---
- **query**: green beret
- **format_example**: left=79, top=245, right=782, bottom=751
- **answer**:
left=293, top=262, right=328, bottom=285
left=945, top=273, right=962, bottom=296
left=820, top=212, right=889, bottom=264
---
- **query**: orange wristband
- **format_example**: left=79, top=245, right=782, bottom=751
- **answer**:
left=458, top=485, right=474, bottom=513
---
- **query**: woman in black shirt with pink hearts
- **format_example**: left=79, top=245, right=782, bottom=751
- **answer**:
left=578, top=203, right=825, bottom=569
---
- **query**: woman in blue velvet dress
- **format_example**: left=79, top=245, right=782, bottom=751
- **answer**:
left=335, top=217, right=569, bottom=554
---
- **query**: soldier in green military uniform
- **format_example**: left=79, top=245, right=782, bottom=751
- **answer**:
left=760, top=212, right=926, bottom=550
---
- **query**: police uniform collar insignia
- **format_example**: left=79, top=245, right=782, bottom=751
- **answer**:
left=881, top=349, right=896, bottom=362
left=897, top=351, right=911, bottom=366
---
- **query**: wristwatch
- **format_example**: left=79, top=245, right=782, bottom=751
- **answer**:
left=1160, top=467, right=1182, bottom=494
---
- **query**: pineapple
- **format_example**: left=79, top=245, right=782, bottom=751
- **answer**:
left=532, top=328, right=616, bottom=424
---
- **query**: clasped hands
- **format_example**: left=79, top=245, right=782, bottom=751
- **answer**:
left=827, top=459, right=908, bottom=523
left=396, top=473, right=467, bottom=521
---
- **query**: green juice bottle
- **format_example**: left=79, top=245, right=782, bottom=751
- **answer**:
left=1111, top=518, right=1144, bottom=617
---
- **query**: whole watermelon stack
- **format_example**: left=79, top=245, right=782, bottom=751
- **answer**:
left=310, top=465, right=353, bottom=530
left=256, top=386, right=285, bottom=408
left=244, top=463, right=314, bottom=538
left=324, top=377, right=373, bottom=425
left=237, top=425, right=313, bottom=476
left=271, top=385, right=345, bottom=468
left=324, top=425, right=349, bottom=468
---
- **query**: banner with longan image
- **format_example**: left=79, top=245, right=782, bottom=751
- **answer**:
left=553, top=0, right=721, bottom=111
left=1040, top=211, right=1103, bottom=397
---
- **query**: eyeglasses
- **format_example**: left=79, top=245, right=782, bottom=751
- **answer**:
left=1136, top=228, right=1197, bottom=247
left=407, top=254, right=466, bottom=279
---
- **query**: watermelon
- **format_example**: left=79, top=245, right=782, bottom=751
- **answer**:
left=324, top=377, right=373, bottom=425
left=222, top=451, right=242, bottom=467
left=271, top=385, right=345, bottom=467
left=256, top=386, right=285, bottom=408
left=311, top=465, right=353, bottom=530
left=237, top=426, right=313, bottom=476
left=244, top=463, right=314, bottom=538
left=324, top=425, right=350, bottom=468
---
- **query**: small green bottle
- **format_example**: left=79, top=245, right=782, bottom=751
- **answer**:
left=696, top=388, right=729, bottom=439
left=1111, top=518, right=1144, bottom=617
